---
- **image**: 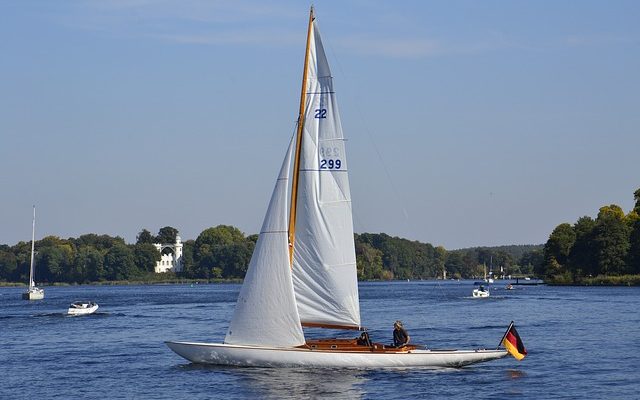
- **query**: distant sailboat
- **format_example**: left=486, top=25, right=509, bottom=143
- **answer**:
left=167, top=7, right=514, bottom=368
left=486, top=257, right=494, bottom=283
left=22, top=206, right=44, bottom=300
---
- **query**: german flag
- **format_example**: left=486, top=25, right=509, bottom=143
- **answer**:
left=502, top=322, right=527, bottom=361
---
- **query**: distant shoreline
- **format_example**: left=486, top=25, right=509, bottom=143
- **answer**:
left=3, top=276, right=639, bottom=287
left=549, top=274, right=640, bottom=287
left=0, top=278, right=243, bottom=287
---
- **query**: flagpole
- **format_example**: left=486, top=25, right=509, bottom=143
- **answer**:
left=497, top=321, right=514, bottom=349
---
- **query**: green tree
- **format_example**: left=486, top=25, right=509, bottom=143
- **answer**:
left=217, top=241, right=254, bottom=278
left=73, top=234, right=125, bottom=251
left=156, top=226, right=179, bottom=244
left=355, top=241, right=385, bottom=280
left=542, top=223, right=576, bottom=280
left=180, top=240, right=197, bottom=278
left=0, top=249, right=18, bottom=281
left=36, top=241, right=74, bottom=283
left=629, top=219, right=640, bottom=274
left=444, top=251, right=465, bottom=279
left=72, top=246, right=105, bottom=282
left=593, top=205, right=631, bottom=276
left=194, top=225, right=248, bottom=278
left=195, top=226, right=245, bottom=251
left=461, top=250, right=480, bottom=278
left=11, top=241, right=32, bottom=283
left=103, top=244, right=138, bottom=280
left=568, top=216, right=597, bottom=278
left=519, top=249, right=543, bottom=277
left=247, top=234, right=259, bottom=245
left=357, top=233, right=440, bottom=279
left=136, top=229, right=155, bottom=244
left=628, top=188, right=640, bottom=273
left=434, top=246, right=447, bottom=278
left=133, top=243, right=161, bottom=273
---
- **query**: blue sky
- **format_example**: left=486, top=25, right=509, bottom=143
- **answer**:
left=1, top=0, right=638, bottom=249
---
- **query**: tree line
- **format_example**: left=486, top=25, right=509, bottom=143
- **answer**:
left=355, top=233, right=541, bottom=280
left=539, top=188, right=640, bottom=284
left=0, top=225, right=257, bottom=284
left=1, top=222, right=544, bottom=284
left=5, top=188, right=636, bottom=286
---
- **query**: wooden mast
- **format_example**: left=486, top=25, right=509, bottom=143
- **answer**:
left=288, top=6, right=314, bottom=265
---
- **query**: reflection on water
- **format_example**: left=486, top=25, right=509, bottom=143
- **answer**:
left=506, top=368, right=526, bottom=379
left=180, top=365, right=367, bottom=399
left=242, top=368, right=367, bottom=399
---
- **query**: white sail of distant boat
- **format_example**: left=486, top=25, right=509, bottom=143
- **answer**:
left=487, top=256, right=494, bottom=283
left=166, top=7, right=516, bottom=368
left=23, top=206, right=44, bottom=300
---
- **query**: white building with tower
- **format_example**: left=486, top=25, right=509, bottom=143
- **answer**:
left=154, top=236, right=183, bottom=273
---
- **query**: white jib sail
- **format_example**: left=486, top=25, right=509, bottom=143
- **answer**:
left=225, top=138, right=305, bottom=347
left=292, top=20, right=361, bottom=328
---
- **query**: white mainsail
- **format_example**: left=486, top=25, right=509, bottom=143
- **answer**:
left=291, top=21, right=361, bottom=328
left=224, top=138, right=305, bottom=347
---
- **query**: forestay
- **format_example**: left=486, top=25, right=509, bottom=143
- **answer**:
left=292, top=21, right=361, bottom=328
left=224, top=138, right=305, bottom=347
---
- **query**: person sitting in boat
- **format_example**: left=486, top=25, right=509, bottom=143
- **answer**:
left=357, top=331, right=371, bottom=346
left=393, top=320, right=410, bottom=347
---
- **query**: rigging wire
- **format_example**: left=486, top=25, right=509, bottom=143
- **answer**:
left=323, top=34, right=411, bottom=235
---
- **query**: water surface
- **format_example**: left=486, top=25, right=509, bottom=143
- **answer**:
left=2, top=281, right=638, bottom=399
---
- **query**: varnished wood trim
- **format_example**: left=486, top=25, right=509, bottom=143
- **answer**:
left=302, top=321, right=365, bottom=331
left=288, top=6, right=315, bottom=266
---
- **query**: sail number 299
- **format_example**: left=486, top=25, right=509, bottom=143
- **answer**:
left=320, top=159, right=341, bottom=169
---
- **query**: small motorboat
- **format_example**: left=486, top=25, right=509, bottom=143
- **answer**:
left=67, top=301, right=99, bottom=316
left=505, top=284, right=514, bottom=290
left=472, top=285, right=490, bottom=298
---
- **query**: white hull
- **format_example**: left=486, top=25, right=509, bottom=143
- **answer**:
left=472, top=290, right=490, bottom=298
left=67, top=304, right=99, bottom=315
left=166, top=341, right=508, bottom=369
left=22, top=288, right=44, bottom=300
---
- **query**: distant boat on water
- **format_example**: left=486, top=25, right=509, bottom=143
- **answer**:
left=67, top=301, right=99, bottom=316
left=472, top=284, right=490, bottom=298
left=22, top=206, right=44, bottom=301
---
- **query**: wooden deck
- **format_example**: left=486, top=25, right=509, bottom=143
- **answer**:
left=300, top=338, right=418, bottom=353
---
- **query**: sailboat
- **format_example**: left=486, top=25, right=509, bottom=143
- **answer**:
left=167, top=7, right=511, bottom=368
left=22, top=206, right=44, bottom=300
left=487, top=257, right=494, bottom=283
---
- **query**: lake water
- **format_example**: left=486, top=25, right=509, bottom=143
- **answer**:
left=2, top=281, right=639, bottom=399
